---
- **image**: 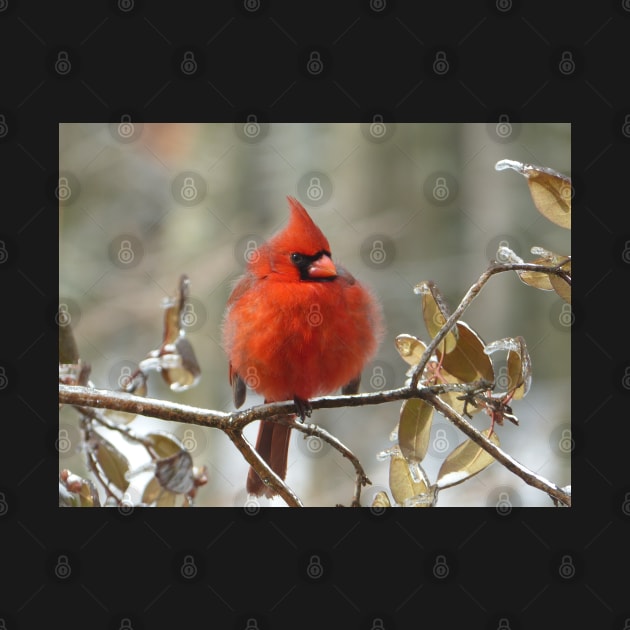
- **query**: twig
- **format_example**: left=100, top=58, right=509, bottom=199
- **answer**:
left=226, top=429, right=303, bottom=507
left=423, top=393, right=570, bottom=506
left=410, top=260, right=571, bottom=389
left=280, top=416, right=371, bottom=507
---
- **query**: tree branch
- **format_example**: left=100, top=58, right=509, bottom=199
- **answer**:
left=410, top=260, right=571, bottom=389
left=422, top=393, right=571, bottom=506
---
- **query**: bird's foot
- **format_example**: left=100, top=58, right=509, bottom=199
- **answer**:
left=293, top=396, right=312, bottom=421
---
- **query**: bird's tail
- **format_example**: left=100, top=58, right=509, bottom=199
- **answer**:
left=246, top=419, right=292, bottom=498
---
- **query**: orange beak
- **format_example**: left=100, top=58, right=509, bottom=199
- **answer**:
left=307, top=254, right=337, bottom=279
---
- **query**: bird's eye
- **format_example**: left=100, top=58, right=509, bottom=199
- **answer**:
left=290, top=253, right=304, bottom=265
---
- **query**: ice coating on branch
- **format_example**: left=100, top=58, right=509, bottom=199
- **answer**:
left=497, top=245, right=523, bottom=264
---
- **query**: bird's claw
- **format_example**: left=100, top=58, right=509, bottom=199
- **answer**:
left=294, top=396, right=312, bottom=421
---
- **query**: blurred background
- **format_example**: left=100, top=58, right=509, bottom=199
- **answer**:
left=59, top=122, right=570, bottom=507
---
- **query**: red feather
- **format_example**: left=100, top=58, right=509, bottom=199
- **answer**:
left=223, top=197, right=384, bottom=498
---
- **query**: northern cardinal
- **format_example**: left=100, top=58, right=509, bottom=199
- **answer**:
left=222, top=197, right=384, bottom=499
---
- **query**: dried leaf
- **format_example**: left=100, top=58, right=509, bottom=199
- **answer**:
left=155, top=451, right=194, bottom=495
left=147, top=432, right=185, bottom=458
left=550, top=259, right=571, bottom=303
left=395, top=334, right=427, bottom=366
left=436, top=429, right=500, bottom=489
left=389, top=449, right=429, bottom=504
left=495, top=159, right=571, bottom=229
left=439, top=322, right=494, bottom=383
left=142, top=476, right=178, bottom=506
left=398, top=398, right=433, bottom=463
left=506, top=336, right=531, bottom=400
left=415, top=281, right=458, bottom=353
left=95, top=438, right=130, bottom=492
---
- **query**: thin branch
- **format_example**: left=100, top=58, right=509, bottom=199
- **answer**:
left=226, top=429, right=303, bottom=507
left=423, top=393, right=571, bottom=506
left=410, top=260, right=571, bottom=389
left=280, top=416, right=371, bottom=507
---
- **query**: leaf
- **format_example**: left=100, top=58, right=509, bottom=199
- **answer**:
left=415, top=281, right=458, bottom=353
left=526, top=167, right=571, bottom=229
left=517, top=248, right=570, bottom=292
left=495, top=159, right=571, bottom=229
left=389, top=449, right=429, bottom=504
left=395, top=334, right=427, bottom=366
left=398, top=398, right=434, bottom=463
left=436, top=429, right=500, bottom=489
left=430, top=322, right=494, bottom=416
left=550, top=259, right=571, bottom=304
left=506, top=336, right=531, bottom=400
left=147, top=432, right=185, bottom=458
left=142, top=476, right=178, bottom=506
left=155, top=451, right=195, bottom=495
left=95, top=438, right=130, bottom=493
left=439, top=322, right=494, bottom=383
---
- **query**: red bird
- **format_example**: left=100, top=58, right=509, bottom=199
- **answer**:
left=222, top=197, right=384, bottom=499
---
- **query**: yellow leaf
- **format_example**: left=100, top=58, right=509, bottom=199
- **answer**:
left=436, top=429, right=500, bottom=489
